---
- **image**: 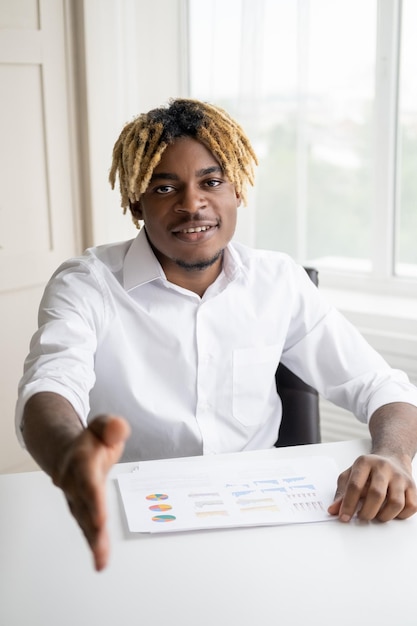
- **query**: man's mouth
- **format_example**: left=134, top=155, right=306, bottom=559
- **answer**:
left=177, top=225, right=213, bottom=234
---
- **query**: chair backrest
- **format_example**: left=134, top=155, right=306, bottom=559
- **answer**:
left=274, top=267, right=321, bottom=447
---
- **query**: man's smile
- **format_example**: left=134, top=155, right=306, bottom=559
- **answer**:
left=171, top=221, right=219, bottom=243
left=177, top=225, right=212, bottom=233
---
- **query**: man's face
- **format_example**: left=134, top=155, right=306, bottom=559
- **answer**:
left=133, top=137, right=240, bottom=279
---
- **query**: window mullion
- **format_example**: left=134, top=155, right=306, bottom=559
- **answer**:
left=373, top=0, right=401, bottom=279
left=295, top=0, right=310, bottom=262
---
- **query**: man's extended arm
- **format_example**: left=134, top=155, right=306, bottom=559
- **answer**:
left=328, top=402, right=417, bottom=521
left=21, top=392, right=130, bottom=571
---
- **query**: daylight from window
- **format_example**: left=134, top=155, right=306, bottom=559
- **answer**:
left=188, top=0, right=417, bottom=284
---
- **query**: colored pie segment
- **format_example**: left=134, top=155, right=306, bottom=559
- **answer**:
left=149, top=504, right=172, bottom=512
left=152, top=515, right=176, bottom=523
left=146, top=494, right=169, bottom=501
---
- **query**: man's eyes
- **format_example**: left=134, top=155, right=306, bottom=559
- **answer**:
left=155, top=185, right=175, bottom=194
left=205, top=179, right=222, bottom=188
left=153, top=179, right=223, bottom=194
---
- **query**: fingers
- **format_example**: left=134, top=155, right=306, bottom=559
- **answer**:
left=327, top=497, right=342, bottom=517
left=58, top=415, right=131, bottom=571
left=327, top=467, right=355, bottom=521
left=66, top=490, right=109, bottom=571
left=330, top=457, right=383, bottom=522
left=387, top=484, right=417, bottom=521
left=328, top=455, right=417, bottom=523
left=63, top=453, right=109, bottom=570
left=92, top=526, right=110, bottom=572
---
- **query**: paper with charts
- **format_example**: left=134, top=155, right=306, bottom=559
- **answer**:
left=117, top=454, right=339, bottom=533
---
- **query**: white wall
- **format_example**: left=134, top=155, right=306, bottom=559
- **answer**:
left=0, top=0, right=186, bottom=473
left=0, top=0, right=81, bottom=472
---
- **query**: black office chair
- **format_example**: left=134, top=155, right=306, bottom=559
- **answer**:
left=275, top=267, right=321, bottom=447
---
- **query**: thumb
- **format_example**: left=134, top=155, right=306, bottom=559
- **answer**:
left=88, top=415, right=131, bottom=448
left=327, top=468, right=350, bottom=515
left=327, top=495, right=343, bottom=516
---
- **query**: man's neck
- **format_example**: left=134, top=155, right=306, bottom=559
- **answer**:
left=163, top=256, right=223, bottom=297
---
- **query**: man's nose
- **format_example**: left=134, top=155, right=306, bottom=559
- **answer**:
left=175, top=185, right=206, bottom=213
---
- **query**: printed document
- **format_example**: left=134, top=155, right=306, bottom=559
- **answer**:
left=117, top=454, right=339, bottom=533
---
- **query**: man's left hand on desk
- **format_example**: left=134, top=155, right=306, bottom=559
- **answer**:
left=327, top=453, right=417, bottom=523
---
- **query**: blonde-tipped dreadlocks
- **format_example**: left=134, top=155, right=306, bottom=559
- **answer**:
left=109, top=98, right=258, bottom=228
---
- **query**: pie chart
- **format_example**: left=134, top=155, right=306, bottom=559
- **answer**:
left=149, top=504, right=172, bottom=512
left=146, top=493, right=169, bottom=501
left=151, top=514, right=176, bottom=522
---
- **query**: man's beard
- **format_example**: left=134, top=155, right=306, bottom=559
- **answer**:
left=174, top=249, right=224, bottom=272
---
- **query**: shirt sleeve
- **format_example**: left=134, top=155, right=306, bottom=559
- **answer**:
left=15, top=257, right=108, bottom=445
left=280, top=274, right=417, bottom=422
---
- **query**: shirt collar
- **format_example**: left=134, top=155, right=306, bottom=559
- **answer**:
left=223, top=240, right=244, bottom=281
left=123, top=227, right=244, bottom=292
left=123, top=228, right=165, bottom=291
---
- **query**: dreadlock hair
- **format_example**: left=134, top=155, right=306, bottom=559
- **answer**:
left=108, top=98, right=258, bottom=228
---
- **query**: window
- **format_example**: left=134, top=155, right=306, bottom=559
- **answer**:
left=187, top=0, right=417, bottom=295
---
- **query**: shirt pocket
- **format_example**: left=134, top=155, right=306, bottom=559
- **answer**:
left=232, top=344, right=281, bottom=426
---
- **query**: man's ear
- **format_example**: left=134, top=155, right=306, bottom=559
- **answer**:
left=235, top=191, right=242, bottom=207
left=129, top=200, right=143, bottom=220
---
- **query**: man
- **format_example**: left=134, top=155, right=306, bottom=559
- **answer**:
left=16, top=98, right=417, bottom=572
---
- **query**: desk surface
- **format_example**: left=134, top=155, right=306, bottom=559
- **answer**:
left=1, top=439, right=416, bottom=626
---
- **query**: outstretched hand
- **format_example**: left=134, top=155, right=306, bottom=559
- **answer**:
left=328, top=453, right=417, bottom=523
left=53, top=415, right=131, bottom=571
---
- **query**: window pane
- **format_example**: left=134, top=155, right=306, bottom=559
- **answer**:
left=256, top=0, right=376, bottom=269
left=188, top=0, right=242, bottom=101
left=396, top=0, right=417, bottom=278
left=189, top=0, right=377, bottom=270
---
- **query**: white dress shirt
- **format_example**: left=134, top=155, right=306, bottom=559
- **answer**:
left=16, top=229, right=417, bottom=461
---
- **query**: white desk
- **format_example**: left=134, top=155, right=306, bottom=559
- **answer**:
left=1, top=439, right=416, bottom=626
